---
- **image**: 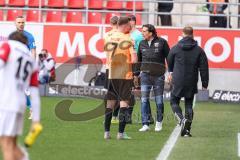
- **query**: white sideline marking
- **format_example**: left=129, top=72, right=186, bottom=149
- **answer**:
left=156, top=96, right=196, bottom=160
left=238, top=133, right=240, bottom=157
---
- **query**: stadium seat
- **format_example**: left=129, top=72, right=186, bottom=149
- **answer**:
left=126, top=13, right=142, bottom=25
left=46, top=11, right=62, bottom=22
left=66, top=11, right=82, bottom=23
left=67, top=0, right=84, bottom=9
left=8, top=0, right=25, bottom=7
left=28, top=0, right=45, bottom=7
left=126, top=1, right=144, bottom=11
left=106, top=0, right=124, bottom=10
left=88, top=0, right=103, bottom=9
left=0, top=0, right=5, bottom=6
left=105, top=12, right=120, bottom=24
left=26, top=10, right=41, bottom=22
left=88, top=12, right=102, bottom=24
left=0, top=10, right=3, bottom=21
left=7, top=9, right=23, bottom=21
left=47, top=0, right=64, bottom=8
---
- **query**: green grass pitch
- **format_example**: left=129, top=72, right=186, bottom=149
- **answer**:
left=0, top=97, right=239, bottom=160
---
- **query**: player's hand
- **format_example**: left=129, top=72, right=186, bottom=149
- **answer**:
left=167, top=73, right=172, bottom=84
left=133, top=76, right=140, bottom=88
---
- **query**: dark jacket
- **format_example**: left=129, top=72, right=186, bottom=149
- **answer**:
left=167, top=37, right=209, bottom=98
left=137, top=36, right=170, bottom=76
left=158, top=0, right=174, bottom=12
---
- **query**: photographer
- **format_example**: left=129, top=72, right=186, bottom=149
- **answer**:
left=38, top=49, right=55, bottom=84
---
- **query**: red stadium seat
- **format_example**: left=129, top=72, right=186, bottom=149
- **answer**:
left=0, top=10, right=3, bottom=21
left=8, top=0, right=25, bottom=7
left=67, top=0, right=84, bottom=9
left=28, top=0, right=45, bottom=7
left=47, top=0, right=64, bottom=8
left=7, top=9, right=23, bottom=21
left=88, top=0, right=103, bottom=9
left=105, top=12, right=120, bottom=24
left=126, top=13, right=142, bottom=25
left=0, top=0, right=5, bottom=6
left=46, top=11, right=62, bottom=22
left=106, top=0, right=124, bottom=10
left=88, top=12, right=102, bottom=24
left=66, top=11, right=82, bottom=23
left=26, top=10, right=41, bottom=22
left=126, top=1, right=144, bottom=11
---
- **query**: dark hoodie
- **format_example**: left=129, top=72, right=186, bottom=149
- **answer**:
left=167, top=36, right=209, bottom=98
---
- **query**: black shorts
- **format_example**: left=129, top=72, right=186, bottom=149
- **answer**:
left=104, top=69, right=109, bottom=89
left=106, top=79, right=133, bottom=101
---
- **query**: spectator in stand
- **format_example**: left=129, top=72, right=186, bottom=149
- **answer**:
left=157, top=0, right=174, bottom=26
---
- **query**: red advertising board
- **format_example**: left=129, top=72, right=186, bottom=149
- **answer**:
left=43, top=25, right=240, bottom=69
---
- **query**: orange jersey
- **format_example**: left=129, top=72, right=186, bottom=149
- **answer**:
left=104, top=31, right=135, bottom=79
left=104, top=29, right=118, bottom=69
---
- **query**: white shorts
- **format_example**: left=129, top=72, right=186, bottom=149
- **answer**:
left=0, top=111, right=24, bottom=136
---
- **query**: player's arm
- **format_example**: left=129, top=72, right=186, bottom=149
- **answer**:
left=29, top=35, right=37, bottom=59
left=0, top=42, right=10, bottom=68
left=31, top=48, right=37, bottom=59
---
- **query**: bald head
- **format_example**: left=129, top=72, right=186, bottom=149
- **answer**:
left=15, top=16, right=25, bottom=31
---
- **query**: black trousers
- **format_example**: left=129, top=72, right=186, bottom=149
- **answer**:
left=170, top=93, right=194, bottom=123
left=158, top=14, right=172, bottom=26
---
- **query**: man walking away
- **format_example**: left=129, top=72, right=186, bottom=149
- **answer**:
left=167, top=26, right=209, bottom=137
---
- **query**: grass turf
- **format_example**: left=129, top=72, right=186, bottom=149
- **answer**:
left=21, top=97, right=176, bottom=160
left=0, top=97, right=239, bottom=160
left=169, top=102, right=240, bottom=160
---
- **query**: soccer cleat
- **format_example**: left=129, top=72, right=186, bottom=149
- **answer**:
left=104, top=132, right=111, bottom=140
left=117, top=132, right=132, bottom=140
left=111, top=117, right=119, bottom=124
left=24, top=123, right=43, bottom=147
left=155, top=121, right=162, bottom=132
left=139, top=125, right=150, bottom=132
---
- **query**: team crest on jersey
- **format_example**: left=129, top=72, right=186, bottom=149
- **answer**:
left=154, top=43, right=159, bottom=47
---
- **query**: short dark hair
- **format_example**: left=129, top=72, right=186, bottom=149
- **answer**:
left=8, top=31, right=28, bottom=45
left=117, top=16, right=130, bottom=26
left=128, top=15, right=136, bottom=22
left=110, top=16, right=119, bottom=25
left=183, top=26, right=193, bottom=37
left=142, top=24, right=158, bottom=38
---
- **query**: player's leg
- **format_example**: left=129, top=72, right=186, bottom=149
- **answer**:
left=0, top=137, right=16, bottom=160
left=25, top=89, right=32, bottom=120
left=104, top=80, right=117, bottom=139
left=117, top=79, right=132, bottom=139
left=170, top=93, right=183, bottom=124
left=152, top=75, right=165, bottom=132
left=15, top=143, right=29, bottom=160
left=126, top=93, right=135, bottom=124
left=139, top=73, right=152, bottom=131
left=183, top=96, right=194, bottom=137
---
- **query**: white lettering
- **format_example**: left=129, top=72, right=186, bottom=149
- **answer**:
left=89, top=32, right=105, bottom=59
left=56, top=32, right=86, bottom=57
